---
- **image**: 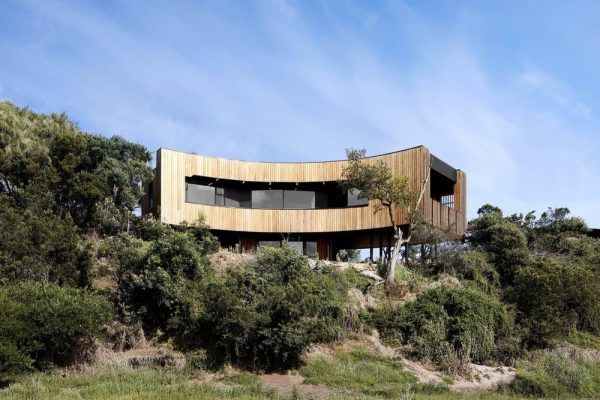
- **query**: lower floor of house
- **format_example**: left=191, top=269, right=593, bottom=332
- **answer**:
left=212, top=227, right=405, bottom=261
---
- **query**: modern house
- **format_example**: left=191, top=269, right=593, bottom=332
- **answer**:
left=141, top=146, right=466, bottom=260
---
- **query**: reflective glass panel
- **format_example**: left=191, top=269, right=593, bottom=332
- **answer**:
left=258, top=241, right=280, bottom=248
left=283, top=190, right=315, bottom=209
left=186, top=183, right=215, bottom=205
left=252, top=190, right=284, bottom=209
left=215, top=187, right=225, bottom=206
left=347, top=188, right=368, bottom=206
left=305, top=241, right=317, bottom=257
left=225, top=187, right=251, bottom=208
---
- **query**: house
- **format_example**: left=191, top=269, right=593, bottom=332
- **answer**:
left=141, top=146, right=466, bottom=260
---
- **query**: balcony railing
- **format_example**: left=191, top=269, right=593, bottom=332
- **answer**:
left=425, top=199, right=465, bottom=236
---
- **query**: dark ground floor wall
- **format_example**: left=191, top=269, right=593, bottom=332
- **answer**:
left=212, top=227, right=403, bottom=261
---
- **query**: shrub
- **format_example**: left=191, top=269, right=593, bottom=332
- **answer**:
left=512, top=258, right=600, bottom=347
left=0, top=196, right=81, bottom=285
left=118, top=227, right=210, bottom=337
left=0, top=282, right=112, bottom=383
left=0, top=341, right=32, bottom=386
left=191, top=246, right=348, bottom=370
left=467, top=205, right=530, bottom=285
left=458, top=250, right=500, bottom=295
left=511, top=351, right=597, bottom=397
left=372, top=288, right=515, bottom=369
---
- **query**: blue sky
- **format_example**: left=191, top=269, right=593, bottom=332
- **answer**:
left=1, top=0, right=599, bottom=226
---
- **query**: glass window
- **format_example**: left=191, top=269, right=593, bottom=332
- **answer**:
left=258, top=240, right=280, bottom=248
left=286, top=241, right=303, bottom=254
left=225, top=187, right=251, bottom=208
left=252, top=190, right=284, bottom=209
left=148, top=181, right=154, bottom=209
left=347, top=188, right=368, bottom=206
left=315, top=192, right=328, bottom=208
left=186, top=183, right=215, bottom=205
left=283, top=190, right=315, bottom=209
left=215, top=187, right=225, bottom=206
left=305, top=241, right=317, bottom=257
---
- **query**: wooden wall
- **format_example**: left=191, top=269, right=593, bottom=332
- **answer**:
left=147, top=146, right=466, bottom=236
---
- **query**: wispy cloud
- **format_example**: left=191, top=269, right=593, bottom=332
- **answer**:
left=1, top=0, right=598, bottom=225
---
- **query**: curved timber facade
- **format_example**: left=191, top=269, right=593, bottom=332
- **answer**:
left=142, top=146, right=466, bottom=260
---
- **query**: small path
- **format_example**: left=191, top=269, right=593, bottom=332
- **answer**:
left=259, top=373, right=339, bottom=399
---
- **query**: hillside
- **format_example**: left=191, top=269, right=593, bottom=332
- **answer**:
left=1, top=101, right=600, bottom=399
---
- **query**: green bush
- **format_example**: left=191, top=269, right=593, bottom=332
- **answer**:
left=511, top=351, right=599, bottom=397
left=191, top=246, right=348, bottom=370
left=0, top=282, right=112, bottom=383
left=513, top=258, right=600, bottom=347
left=0, top=341, right=32, bottom=386
left=372, top=288, right=515, bottom=368
left=458, top=250, right=500, bottom=295
left=467, top=205, right=530, bottom=285
left=0, top=196, right=81, bottom=285
left=118, top=226, right=210, bottom=337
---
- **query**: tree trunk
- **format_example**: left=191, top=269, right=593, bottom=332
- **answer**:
left=387, top=226, right=407, bottom=285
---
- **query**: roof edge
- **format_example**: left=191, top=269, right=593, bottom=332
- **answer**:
left=155, top=145, right=429, bottom=165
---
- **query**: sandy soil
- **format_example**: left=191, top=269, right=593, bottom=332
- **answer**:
left=259, top=373, right=340, bottom=399
left=302, top=331, right=516, bottom=395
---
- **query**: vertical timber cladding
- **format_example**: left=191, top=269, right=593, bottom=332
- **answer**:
left=155, top=146, right=465, bottom=235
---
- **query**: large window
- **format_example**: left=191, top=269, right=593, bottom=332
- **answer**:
left=347, top=188, right=368, bottom=206
left=186, top=183, right=215, bottom=205
left=225, top=187, right=251, bottom=208
left=258, top=240, right=280, bottom=248
left=184, top=177, right=370, bottom=210
left=287, top=241, right=304, bottom=254
left=252, top=190, right=284, bottom=209
left=305, top=241, right=317, bottom=257
left=283, top=190, right=315, bottom=209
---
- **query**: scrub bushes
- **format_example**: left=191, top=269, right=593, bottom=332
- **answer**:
left=190, top=246, right=349, bottom=370
left=511, top=350, right=600, bottom=397
left=372, top=287, right=515, bottom=372
left=0, top=282, right=112, bottom=384
left=512, top=258, right=600, bottom=347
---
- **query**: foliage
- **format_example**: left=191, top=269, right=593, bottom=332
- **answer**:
left=467, top=205, right=530, bottom=286
left=458, top=250, right=500, bottom=295
left=0, top=195, right=81, bottom=285
left=568, top=330, right=600, bottom=352
left=0, top=100, right=152, bottom=231
left=0, top=367, right=287, bottom=400
left=301, top=347, right=424, bottom=397
left=511, top=350, right=600, bottom=398
left=512, top=257, right=600, bottom=347
left=116, top=225, right=211, bottom=337
left=372, top=288, right=515, bottom=369
left=0, top=282, right=112, bottom=383
left=338, top=248, right=361, bottom=262
left=341, top=148, right=415, bottom=216
left=509, top=207, right=589, bottom=254
left=191, top=246, right=349, bottom=370
left=341, top=148, right=425, bottom=284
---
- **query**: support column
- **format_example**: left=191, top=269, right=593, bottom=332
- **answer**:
left=369, top=232, right=374, bottom=262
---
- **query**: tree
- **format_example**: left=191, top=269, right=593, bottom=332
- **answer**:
left=0, top=101, right=152, bottom=232
left=341, top=148, right=430, bottom=284
left=467, top=204, right=530, bottom=286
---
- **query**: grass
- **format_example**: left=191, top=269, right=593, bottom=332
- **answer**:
left=0, top=368, right=283, bottom=400
left=9, top=342, right=600, bottom=399
left=510, top=350, right=600, bottom=398
left=568, top=330, right=600, bottom=352
left=300, top=347, right=445, bottom=398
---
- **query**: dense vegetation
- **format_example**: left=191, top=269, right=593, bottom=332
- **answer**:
left=1, top=101, right=600, bottom=398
